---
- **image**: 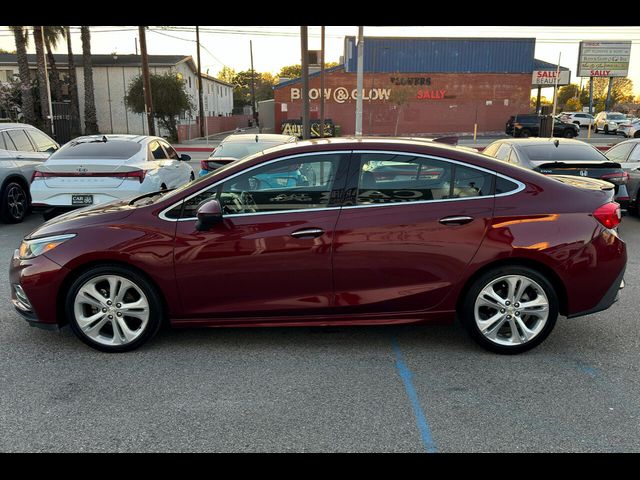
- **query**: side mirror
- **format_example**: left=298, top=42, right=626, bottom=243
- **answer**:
left=195, top=199, right=223, bottom=231
left=180, top=154, right=191, bottom=161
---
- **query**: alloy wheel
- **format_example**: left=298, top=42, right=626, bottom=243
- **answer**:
left=473, top=274, right=549, bottom=346
left=73, top=275, right=150, bottom=347
left=6, top=184, right=27, bottom=221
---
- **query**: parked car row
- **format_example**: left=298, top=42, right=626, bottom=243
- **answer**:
left=505, top=114, right=579, bottom=138
left=1, top=124, right=195, bottom=224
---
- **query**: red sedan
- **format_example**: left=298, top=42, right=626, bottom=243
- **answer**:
left=9, top=138, right=626, bottom=354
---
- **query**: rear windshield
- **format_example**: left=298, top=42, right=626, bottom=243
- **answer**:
left=51, top=141, right=142, bottom=160
left=520, top=144, right=607, bottom=162
left=608, top=114, right=627, bottom=121
left=212, top=142, right=279, bottom=159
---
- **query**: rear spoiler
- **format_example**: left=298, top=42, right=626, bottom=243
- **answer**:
left=534, top=161, right=621, bottom=169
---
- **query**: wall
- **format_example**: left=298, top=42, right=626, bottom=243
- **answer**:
left=177, top=115, right=253, bottom=142
left=274, top=70, right=531, bottom=135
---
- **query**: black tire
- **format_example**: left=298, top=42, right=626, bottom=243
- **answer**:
left=594, top=125, right=599, bottom=133
left=65, top=264, right=164, bottom=352
left=189, top=172, right=195, bottom=181
left=604, top=125, right=610, bottom=135
left=160, top=183, right=167, bottom=191
left=635, top=131, right=640, bottom=139
left=520, top=129, right=531, bottom=138
left=0, top=181, right=28, bottom=223
left=563, top=129, right=575, bottom=138
left=460, top=266, right=559, bottom=354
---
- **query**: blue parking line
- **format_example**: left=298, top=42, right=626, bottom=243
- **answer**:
left=391, top=336, right=438, bottom=453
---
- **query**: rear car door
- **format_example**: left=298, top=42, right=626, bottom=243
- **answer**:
left=332, top=151, right=496, bottom=314
left=148, top=140, right=172, bottom=186
left=169, top=151, right=349, bottom=319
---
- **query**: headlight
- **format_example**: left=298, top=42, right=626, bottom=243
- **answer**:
left=18, top=234, right=76, bottom=260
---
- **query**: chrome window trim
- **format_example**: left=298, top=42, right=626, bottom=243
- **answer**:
left=159, top=150, right=348, bottom=222
left=158, top=149, right=526, bottom=222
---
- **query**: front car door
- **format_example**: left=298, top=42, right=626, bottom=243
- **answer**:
left=168, top=151, right=349, bottom=320
left=332, top=150, right=496, bottom=315
left=159, top=140, right=190, bottom=186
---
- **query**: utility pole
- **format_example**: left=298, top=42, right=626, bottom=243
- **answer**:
left=300, top=26, right=310, bottom=140
left=355, top=26, right=364, bottom=136
left=551, top=52, right=561, bottom=120
left=320, top=26, right=325, bottom=138
left=605, top=76, right=615, bottom=111
left=589, top=77, right=594, bottom=115
left=250, top=40, right=257, bottom=127
left=138, top=26, right=155, bottom=136
left=196, top=26, right=205, bottom=138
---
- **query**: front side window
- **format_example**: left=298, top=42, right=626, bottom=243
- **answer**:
left=160, top=141, right=180, bottom=160
left=356, top=153, right=493, bottom=206
left=6, top=129, right=35, bottom=152
left=220, top=153, right=344, bottom=215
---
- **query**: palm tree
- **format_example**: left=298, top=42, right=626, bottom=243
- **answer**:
left=43, top=26, right=66, bottom=101
left=81, top=26, right=98, bottom=134
left=32, top=26, right=51, bottom=134
left=9, top=26, right=36, bottom=125
left=65, top=26, right=81, bottom=136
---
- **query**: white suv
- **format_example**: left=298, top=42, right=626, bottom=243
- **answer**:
left=594, top=111, right=628, bottom=134
left=559, top=112, right=595, bottom=127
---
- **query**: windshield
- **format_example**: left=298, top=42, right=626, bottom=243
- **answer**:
left=51, top=140, right=142, bottom=160
left=608, top=114, right=626, bottom=121
left=212, top=142, right=280, bottom=159
left=521, top=144, right=608, bottom=162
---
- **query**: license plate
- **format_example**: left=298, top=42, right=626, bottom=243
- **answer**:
left=71, top=194, right=93, bottom=205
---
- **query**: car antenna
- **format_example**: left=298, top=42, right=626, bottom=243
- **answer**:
left=255, top=135, right=258, bottom=143
left=554, top=139, right=559, bottom=148
left=102, top=135, right=108, bottom=143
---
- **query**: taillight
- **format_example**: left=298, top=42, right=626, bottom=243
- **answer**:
left=115, top=170, right=146, bottom=183
left=592, top=202, right=621, bottom=229
left=31, top=170, right=146, bottom=184
left=600, top=171, right=629, bottom=186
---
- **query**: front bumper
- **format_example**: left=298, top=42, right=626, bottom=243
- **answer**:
left=9, top=249, right=70, bottom=327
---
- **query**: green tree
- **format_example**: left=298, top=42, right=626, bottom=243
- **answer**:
left=231, top=70, right=276, bottom=110
left=216, top=66, right=236, bottom=84
left=557, top=84, right=580, bottom=110
left=32, top=26, right=51, bottom=134
left=389, top=84, right=415, bottom=136
left=125, top=72, right=193, bottom=142
left=277, top=62, right=339, bottom=80
left=564, top=97, right=582, bottom=112
left=580, top=77, right=635, bottom=112
left=530, top=96, right=551, bottom=111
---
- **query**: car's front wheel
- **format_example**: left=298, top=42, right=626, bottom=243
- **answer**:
left=461, top=266, right=559, bottom=354
left=66, top=265, right=164, bottom=352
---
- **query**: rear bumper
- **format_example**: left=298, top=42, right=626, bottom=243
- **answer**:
left=567, top=267, right=625, bottom=319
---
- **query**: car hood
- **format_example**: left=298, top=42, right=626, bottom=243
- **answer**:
left=25, top=198, right=136, bottom=240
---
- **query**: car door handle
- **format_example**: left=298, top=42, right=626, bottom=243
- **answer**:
left=290, top=228, right=324, bottom=239
left=439, top=216, right=474, bottom=226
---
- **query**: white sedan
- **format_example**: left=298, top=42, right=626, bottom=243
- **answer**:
left=31, top=135, right=194, bottom=215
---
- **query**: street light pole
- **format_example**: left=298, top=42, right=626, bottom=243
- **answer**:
left=355, top=26, right=364, bottom=136
left=300, top=26, right=310, bottom=140
left=138, top=26, right=155, bottom=136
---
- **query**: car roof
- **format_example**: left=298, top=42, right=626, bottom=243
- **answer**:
left=221, top=134, right=297, bottom=144
left=71, top=134, right=156, bottom=144
left=493, top=138, right=591, bottom=146
left=0, top=122, right=47, bottom=131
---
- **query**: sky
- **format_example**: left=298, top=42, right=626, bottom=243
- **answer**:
left=2, top=26, right=640, bottom=97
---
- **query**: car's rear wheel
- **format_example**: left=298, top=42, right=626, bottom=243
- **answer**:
left=461, top=267, right=559, bottom=354
left=634, top=131, right=640, bottom=139
left=604, top=125, right=610, bottom=134
left=0, top=181, right=28, bottom=223
left=66, top=265, right=164, bottom=352
left=563, top=129, right=575, bottom=138
left=520, top=129, right=531, bottom=138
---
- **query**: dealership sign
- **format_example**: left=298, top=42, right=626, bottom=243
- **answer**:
left=531, top=70, right=570, bottom=86
left=578, top=41, right=632, bottom=77
left=281, top=119, right=335, bottom=138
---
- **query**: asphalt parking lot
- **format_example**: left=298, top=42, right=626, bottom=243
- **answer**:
left=0, top=211, right=639, bottom=453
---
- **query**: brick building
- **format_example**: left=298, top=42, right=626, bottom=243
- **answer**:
left=273, top=37, right=562, bottom=136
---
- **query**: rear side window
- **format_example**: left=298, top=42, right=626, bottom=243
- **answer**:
left=606, top=142, right=636, bottom=162
left=149, top=141, right=167, bottom=160
left=0, top=132, right=6, bottom=150
left=494, top=144, right=511, bottom=161
left=6, top=129, right=35, bottom=152
left=495, top=176, right=520, bottom=194
left=26, top=129, right=58, bottom=153
left=356, top=153, right=493, bottom=205
left=483, top=143, right=500, bottom=157
left=628, top=144, right=640, bottom=162
left=1, top=132, right=16, bottom=150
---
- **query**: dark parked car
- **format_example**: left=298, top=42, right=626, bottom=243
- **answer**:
left=483, top=138, right=630, bottom=209
left=604, top=138, right=640, bottom=213
left=506, top=114, right=580, bottom=138
left=10, top=138, right=626, bottom=354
